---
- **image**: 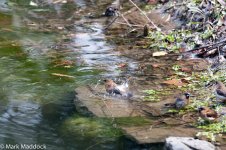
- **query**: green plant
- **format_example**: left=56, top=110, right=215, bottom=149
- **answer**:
left=143, top=89, right=170, bottom=102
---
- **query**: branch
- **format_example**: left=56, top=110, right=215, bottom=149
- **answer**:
left=183, top=38, right=226, bottom=53
left=128, top=0, right=161, bottom=31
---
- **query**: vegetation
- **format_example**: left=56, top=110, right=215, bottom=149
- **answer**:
left=0, top=0, right=225, bottom=149
left=61, top=116, right=122, bottom=138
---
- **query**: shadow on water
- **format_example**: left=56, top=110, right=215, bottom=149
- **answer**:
left=0, top=0, right=164, bottom=149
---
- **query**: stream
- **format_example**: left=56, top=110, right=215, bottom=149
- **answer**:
left=0, top=0, right=164, bottom=149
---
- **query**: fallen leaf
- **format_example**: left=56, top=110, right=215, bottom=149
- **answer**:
left=54, top=60, right=74, bottom=67
left=147, top=0, right=158, bottom=5
left=164, top=14, right=171, bottom=22
left=152, top=51, right=167, bottom=57
left=180, top=78, right=190, bottom=84
left=53, top=0, right=67, bottom=4
left=162, top=79, right=187, bottom=86
left=181, top=67, right=192, bottom=73
left=151, top=63, right=163, bottom=68
left=117, top=63, right=127, bottom=68
left=30, top=1, right=38, bottom=6
left=57, top=27, right=64, bottom=30
left=51, top=73, right=75, bottom=78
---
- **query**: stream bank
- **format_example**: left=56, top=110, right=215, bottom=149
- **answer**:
left=74, top=0, right=226, bottom=149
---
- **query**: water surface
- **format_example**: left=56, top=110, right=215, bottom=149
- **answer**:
left=0, top=1, right=163, bottom=149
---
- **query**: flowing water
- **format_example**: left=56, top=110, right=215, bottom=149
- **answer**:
left=0, top=0, right=163, bottom=149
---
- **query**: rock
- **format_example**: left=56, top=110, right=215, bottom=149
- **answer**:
left=121, top=126, right=199, bottom=144
left=74, top=86, right=144, bottom=117
left=152, top=51, right=168, bottom=57
left=165, top=137, right=216, bottom=150
left=74, top=86, right=203, bottom=145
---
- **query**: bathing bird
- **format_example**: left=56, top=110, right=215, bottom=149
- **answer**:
left=213, top=81, right=226, bottom=102
left=198, top=106, right=218, bottom=122
left=103, top=79, right=132, bottom=98
left=165, top=93, right=191, bottom=109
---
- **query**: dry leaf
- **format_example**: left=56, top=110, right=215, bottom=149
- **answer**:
left=181, top=67, right=192, bottom=73
left=162, top=79, right=187, bottom=86
left=117, top=63, right=127, bottom=68
left=152, top=51, right=167, bottom=57
left=151, top=63, right=163, bottom=68
left=30, top=1, right=38, bottom=6
left=147, top=0, right=158, bottom=5
left=51, top=73, right=75, bottom=78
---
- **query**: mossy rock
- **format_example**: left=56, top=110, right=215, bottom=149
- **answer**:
left=60, top=116, right=122, bottom=138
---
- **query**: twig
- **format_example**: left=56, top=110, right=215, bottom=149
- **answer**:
left=118, top=11, right=132, bottom=28
left=104, top=15, right=119, bottom=30
left=128, top=0, right=161, bottom=31
left=164, top=2, right=186, bottom=12
left=51, top=73, right=75, bottom=78
left=183, top=38, right=226, bottom=53
left=115, top=21, right=143, bottom=27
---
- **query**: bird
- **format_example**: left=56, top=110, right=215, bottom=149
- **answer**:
left=164, top=93, right=191, bottom=109
left=103, top=79, right=133, bottom=98
left=198, top=106, right=218, bottom=122
left=104, top=7, right=118, bottom=16
left=104, top=0, right=120, bottom=17
left=213, top=81, right=226, bottom=102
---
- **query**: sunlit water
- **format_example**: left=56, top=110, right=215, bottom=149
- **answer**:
left=0, top=1, right=162, bottom=149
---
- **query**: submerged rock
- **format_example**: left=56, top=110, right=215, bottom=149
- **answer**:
left=165, top=137, right=216, bottom=150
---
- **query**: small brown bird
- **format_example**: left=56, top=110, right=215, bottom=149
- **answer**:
left=165, top=93, right=191, bottom=109
left=103, top=79, right=132, bottom=98
left=198, top=107, right=218, bottom=122
left=213, top=81, right=226, bottom=102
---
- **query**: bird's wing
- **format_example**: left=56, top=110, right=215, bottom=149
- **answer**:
left=206, top=110, right=218, bottom=118
left=216, top=89, right=226, bottom=97
left=106, top=85, right=122, bottom=95
left=112, top=88, right=122, bottom=95
left=175, top=98, right=186, bottom=108
left=164, top=103, right=176, bottom=107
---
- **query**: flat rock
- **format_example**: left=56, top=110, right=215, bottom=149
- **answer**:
left=121, top=126, right=199, bottom=144
left=74, top=85, right=212, bottom=145
left=165, top=137, right=216, bottom=150
left=74, top=86, right=144, bottom=117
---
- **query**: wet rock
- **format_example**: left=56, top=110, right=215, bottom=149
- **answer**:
left=74, top=86, right=144, bottom=117
left=165, top=137, right=216, bottom=150
left=122, top=126, right=199, bottom=144
left=107, top=8, right=176, bottom=36
left=74, top=85, right=201, bottom=145
left=178, top=59, right=209, bottom=71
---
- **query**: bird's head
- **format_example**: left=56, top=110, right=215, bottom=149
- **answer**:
left=103, top=79, right=115, bottom=87
left=206, top=80, right=224, bottom=89
left=184, top=92, right=190, bottom=99
left=104, top=7, right=118, bottom=16
left=198, top=107, right=205, bottom=113
left=103, top=79, right=113, bottom=83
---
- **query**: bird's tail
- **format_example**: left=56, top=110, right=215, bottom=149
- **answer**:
left=125, top=92, right=133, bottom=98
left=164, top=103, right=176, bottom=108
